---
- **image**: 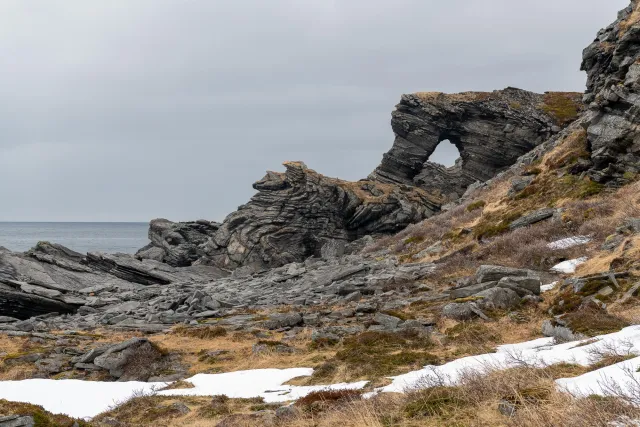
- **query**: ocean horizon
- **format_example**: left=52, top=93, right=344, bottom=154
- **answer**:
left=0, top=222, right=150, bottom=254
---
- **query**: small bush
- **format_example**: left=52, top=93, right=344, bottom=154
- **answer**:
left=445, top=323, right=501, bottom=346
left=542, top=93, right=581, bottom=125
left=466, top=200, right=486, bottom=212
left=404, top=387, right=467, bottom=417
left=296, top=389, right=362, bottom=408
left=173, top=325, right=227, bottom=339
left=563, top=309, right=629, bottom=337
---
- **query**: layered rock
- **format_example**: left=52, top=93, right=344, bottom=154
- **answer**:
left=369, top=88, right=582, bottom=200
left=197, top=161, right=442, bottom=271
left=135, top=219, right=220, bottom=267
left=581, top=0, right=640, bottom=184
left=0, top=242, right=225, bottom=319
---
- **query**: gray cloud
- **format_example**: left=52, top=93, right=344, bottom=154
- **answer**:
left=0, top=0, right=628, bottom=222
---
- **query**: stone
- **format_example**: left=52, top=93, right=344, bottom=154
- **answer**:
left=475, top=265, right=535, bottom=283
left=509, top=208, right=556, bottom=230
left=498, top=400, right=517, bottom=417
left=197, top=161, right=440, bottom=271
left=373, top=312, right=402, bottom=329
left=135, top=218, right=221, bottom=267
left=93, top=338, right=163, bottom=380
left=368, top=88, right=577, bottom=198
left=0, top=416, right=35, bottom=427
left=580, top=3, right=640, bottom=184
left=474, top=288, right=521, bottom=311
left=262, top=313, right=302, bottom=330
left=498, top=276, right=541, bottom=295
left=442, top=302, right=477, bottom=321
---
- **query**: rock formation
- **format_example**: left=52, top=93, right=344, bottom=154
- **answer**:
left=581, top=0, right=640, bottom=184
left=368, top=88, right=582, bottom=199
left=198, top=161, right=442, bottom=271
left=0, top=242, right=225, bottom=319
left=135, top=219, right=220, bottom=267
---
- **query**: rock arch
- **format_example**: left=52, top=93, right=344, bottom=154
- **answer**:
left=369, top=87, right=582, bottom=200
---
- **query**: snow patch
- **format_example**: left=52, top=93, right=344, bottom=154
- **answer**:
left=547, top=236, right=591, bottom=250
left=0, top=368, right=366, bottom=419
left=371, top=326, right=640, bottom=395
left=541, top=281, right=558, bottom=292
left=551, top=257, right=588, bottom=274
left=160, top=369, right=368, bottom=403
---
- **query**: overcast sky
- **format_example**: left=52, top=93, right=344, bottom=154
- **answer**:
left=0, top=0, right=628, bottom=222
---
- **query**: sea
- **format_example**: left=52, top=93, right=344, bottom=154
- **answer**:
left=0, top=222, right=150, bottom=254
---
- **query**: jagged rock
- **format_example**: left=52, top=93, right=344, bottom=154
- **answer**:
left=369, top=88, right=579, bottom=199
left=0, top=416, right=35, bottom=427
left=509, top=208, right=557, bottom=230
left=373, top=312, right=402, bottom=329
left=262, top=312, right=303, bottom=330
left=136, top=219, right=221, bottom=267
left=474, top=288, right=521, bottom=311
left=0, top=288, right=76, bottom=320
left=198, top=161, right=441, bottom=271
left=581, top=1, right=640, bottom=184
left=475, top=265, right=537, bottom=283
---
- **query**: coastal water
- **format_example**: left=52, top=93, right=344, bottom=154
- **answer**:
left=0, top=222, right=150, bottom=254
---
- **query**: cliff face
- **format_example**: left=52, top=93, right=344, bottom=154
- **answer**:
left=369, top=88, right=582, bottom=200
left=581, top=0, right=640, bottom=184
left=197, top=161, right=441, bottom=271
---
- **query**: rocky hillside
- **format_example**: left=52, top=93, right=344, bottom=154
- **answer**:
left=3, top=3, right=640, bottom=427
left=582, top=0, right=640, bottom=184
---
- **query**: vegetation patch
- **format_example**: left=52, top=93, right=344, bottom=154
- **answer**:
left=296, top=389, right=362, bottom=410
left=541, top=92, right=581, bottom=125
left=173, top=325, right=228, bottom=339
left=466, top=200, right=486, bottom=212
left=0, top=399, right=89, bottom=427
left=562, top=309, right=629, bottom=337
left=404, top=386, right=468, bottom=417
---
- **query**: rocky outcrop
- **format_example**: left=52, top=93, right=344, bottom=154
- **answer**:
left=369, top=88, right=582, bottom=200
left=197, top=161, right=441, bottom=271
left=136, top=219, right=220, bottom=267
left=0, top=242, right=226, bottom=319
left=581, top=1, right=640, bottom=184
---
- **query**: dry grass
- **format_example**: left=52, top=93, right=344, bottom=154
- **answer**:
left=414, top=91, right=493, bottom=103
left=620, top=1, right=640, bottom=35
left=540, top=93, right=582, bottom=126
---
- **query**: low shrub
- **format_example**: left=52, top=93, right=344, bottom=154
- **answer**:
left=296, top=389, right=362, bottom=408
left=173, top=325, right=228, bottom=339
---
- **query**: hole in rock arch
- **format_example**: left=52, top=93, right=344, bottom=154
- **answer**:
left=428, top=139, right=461, bottom=168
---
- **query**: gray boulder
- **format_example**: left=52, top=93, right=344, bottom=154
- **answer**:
left=93, top=337, right=163, bottom=381
left=474, top=288, right=521, bottom=311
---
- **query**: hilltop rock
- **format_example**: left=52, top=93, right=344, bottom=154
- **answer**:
left=197, top=161, right=441, bottom=271
left=369, top=88, right=581, bottom=200
left=581, top=1, right=640, bottom=184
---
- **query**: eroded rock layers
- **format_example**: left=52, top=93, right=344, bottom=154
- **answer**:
left=196, top=161, right=441, bottom=271
left=369, top=88, right=582, bottom=199
left=581, top=0, right=640, bottom=184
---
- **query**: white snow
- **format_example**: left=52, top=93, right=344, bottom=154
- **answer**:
left=3, top=329, right=640, bottom=419
left=372, top=326, right=640, bottom=395
left=0, top=368, right=366, bottom=419
left=547, top=236, right=591, bottom=250
left=160, top=368, right=368, bottom=403
left=551, top=257, right=588, bottom=274
left=541, top=281, right=559, bottom=292
left=557, top=357, right=640, bottom=398
left=0, top=379, right=161, bottom=419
